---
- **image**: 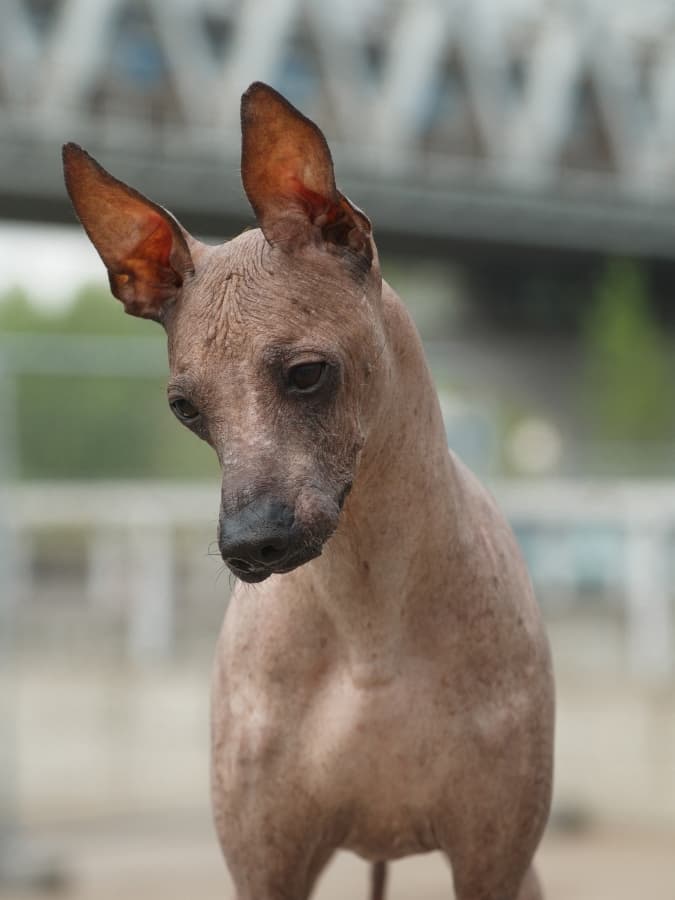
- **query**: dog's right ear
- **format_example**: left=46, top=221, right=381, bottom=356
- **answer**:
left=62, top=144, right=194, bottom=321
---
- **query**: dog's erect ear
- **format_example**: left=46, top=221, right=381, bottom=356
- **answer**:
left=62, top=144, right=194, bottom=320
left=240, top=82, right=372, bottom=265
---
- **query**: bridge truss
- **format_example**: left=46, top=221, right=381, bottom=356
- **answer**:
left=2, top=0, right=675, bottom=256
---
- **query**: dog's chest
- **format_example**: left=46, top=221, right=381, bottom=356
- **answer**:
left=215, top=592, right=543, bottom=862
left=298, top=667, right=470, bottom=859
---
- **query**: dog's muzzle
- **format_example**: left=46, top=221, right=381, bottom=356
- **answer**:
left=219, top=497, right=323, bottom=584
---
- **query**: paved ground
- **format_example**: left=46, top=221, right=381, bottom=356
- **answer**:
left=2, top=819, right=674, bottom=900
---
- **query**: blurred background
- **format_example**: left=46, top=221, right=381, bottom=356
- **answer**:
left=1, top=0, right=674, bottom=897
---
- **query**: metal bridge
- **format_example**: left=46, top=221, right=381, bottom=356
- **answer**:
left=2, top=0, right=675, bottom=258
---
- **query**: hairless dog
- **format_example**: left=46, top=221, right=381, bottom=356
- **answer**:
left=63, top=82, right=554, bottom=900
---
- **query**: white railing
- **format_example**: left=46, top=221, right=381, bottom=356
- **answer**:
left=2, top=479, right=673, bottom=679
left=499, top=479, right=674, bottom=681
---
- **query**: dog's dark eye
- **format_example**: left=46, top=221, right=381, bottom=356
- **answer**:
left=288, top=362, right=326, bottom=393
left=170, top=396, right=200, bottom=422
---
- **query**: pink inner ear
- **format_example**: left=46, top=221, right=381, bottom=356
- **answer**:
left=107, top=215, right=185, bottom=318
left=289, top=176, right=340, bottom=224
left=133, top=218, right=174, bottom=269
left=108, top=214, right=175, bottom=280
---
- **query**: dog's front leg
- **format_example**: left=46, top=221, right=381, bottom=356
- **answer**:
left=451, top=864, right=543, bottom=900
left=218, top=822, right=334, bottom=900
left=211, top=723, right=337, bottom=900
left=211, top=635, right=339, bottom=900
left=211, top=749, right=337, bottom=900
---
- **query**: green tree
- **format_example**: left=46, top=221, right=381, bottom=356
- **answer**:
left=0, top=283, right=158, bottom=335
left=0, top=286, right=218, bottom=480
left=581, top=260, right=672, bottom=445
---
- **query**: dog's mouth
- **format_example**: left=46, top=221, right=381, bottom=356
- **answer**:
left=221, top=483, right=351, bottom=585
left=337, top=480, right=352, bottom=510
left=226, top=545, right=324, bottom=584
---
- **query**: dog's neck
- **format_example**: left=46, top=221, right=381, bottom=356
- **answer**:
left=302, top=281, right=462, bottom=685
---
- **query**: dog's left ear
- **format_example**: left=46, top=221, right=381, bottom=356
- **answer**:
left=240, top=82, right=372, bottom=265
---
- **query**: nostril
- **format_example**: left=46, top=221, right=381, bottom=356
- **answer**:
left=227, top=557, right=255, bottom=572
left=258, top=542, right=288, bottom=564
left=220, top=499, right=295, bottom=569
left=225, top=541, right=289, bottom=570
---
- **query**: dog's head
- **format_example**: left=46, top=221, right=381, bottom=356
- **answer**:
left=63, top=83, right=388, bottom=583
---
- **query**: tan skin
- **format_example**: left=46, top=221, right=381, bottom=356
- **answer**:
left=63, top=83, right=554, bottom=900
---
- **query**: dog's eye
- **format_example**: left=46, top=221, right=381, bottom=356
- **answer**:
left=170, top=396, right=200, bottom=422
left=288, top=362, right=326, bottom=393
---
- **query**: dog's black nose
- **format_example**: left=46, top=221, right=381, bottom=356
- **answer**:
left=219, top=498, right=294, bottom=574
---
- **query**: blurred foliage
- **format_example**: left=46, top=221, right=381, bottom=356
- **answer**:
left=0, top=285, right=219, bottom=480
left=581, top=260, right=673, bottom=446
left=0, top=284, right=155, bottom=335
left=2, top=259, right=672, bottom=481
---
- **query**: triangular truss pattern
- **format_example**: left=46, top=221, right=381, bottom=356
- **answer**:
left=2, top=0, right=675, bottom=192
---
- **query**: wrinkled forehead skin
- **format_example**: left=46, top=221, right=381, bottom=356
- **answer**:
left=163, top=228, right=386, bottom=492
left=165, top=229, right=383, bottom=398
